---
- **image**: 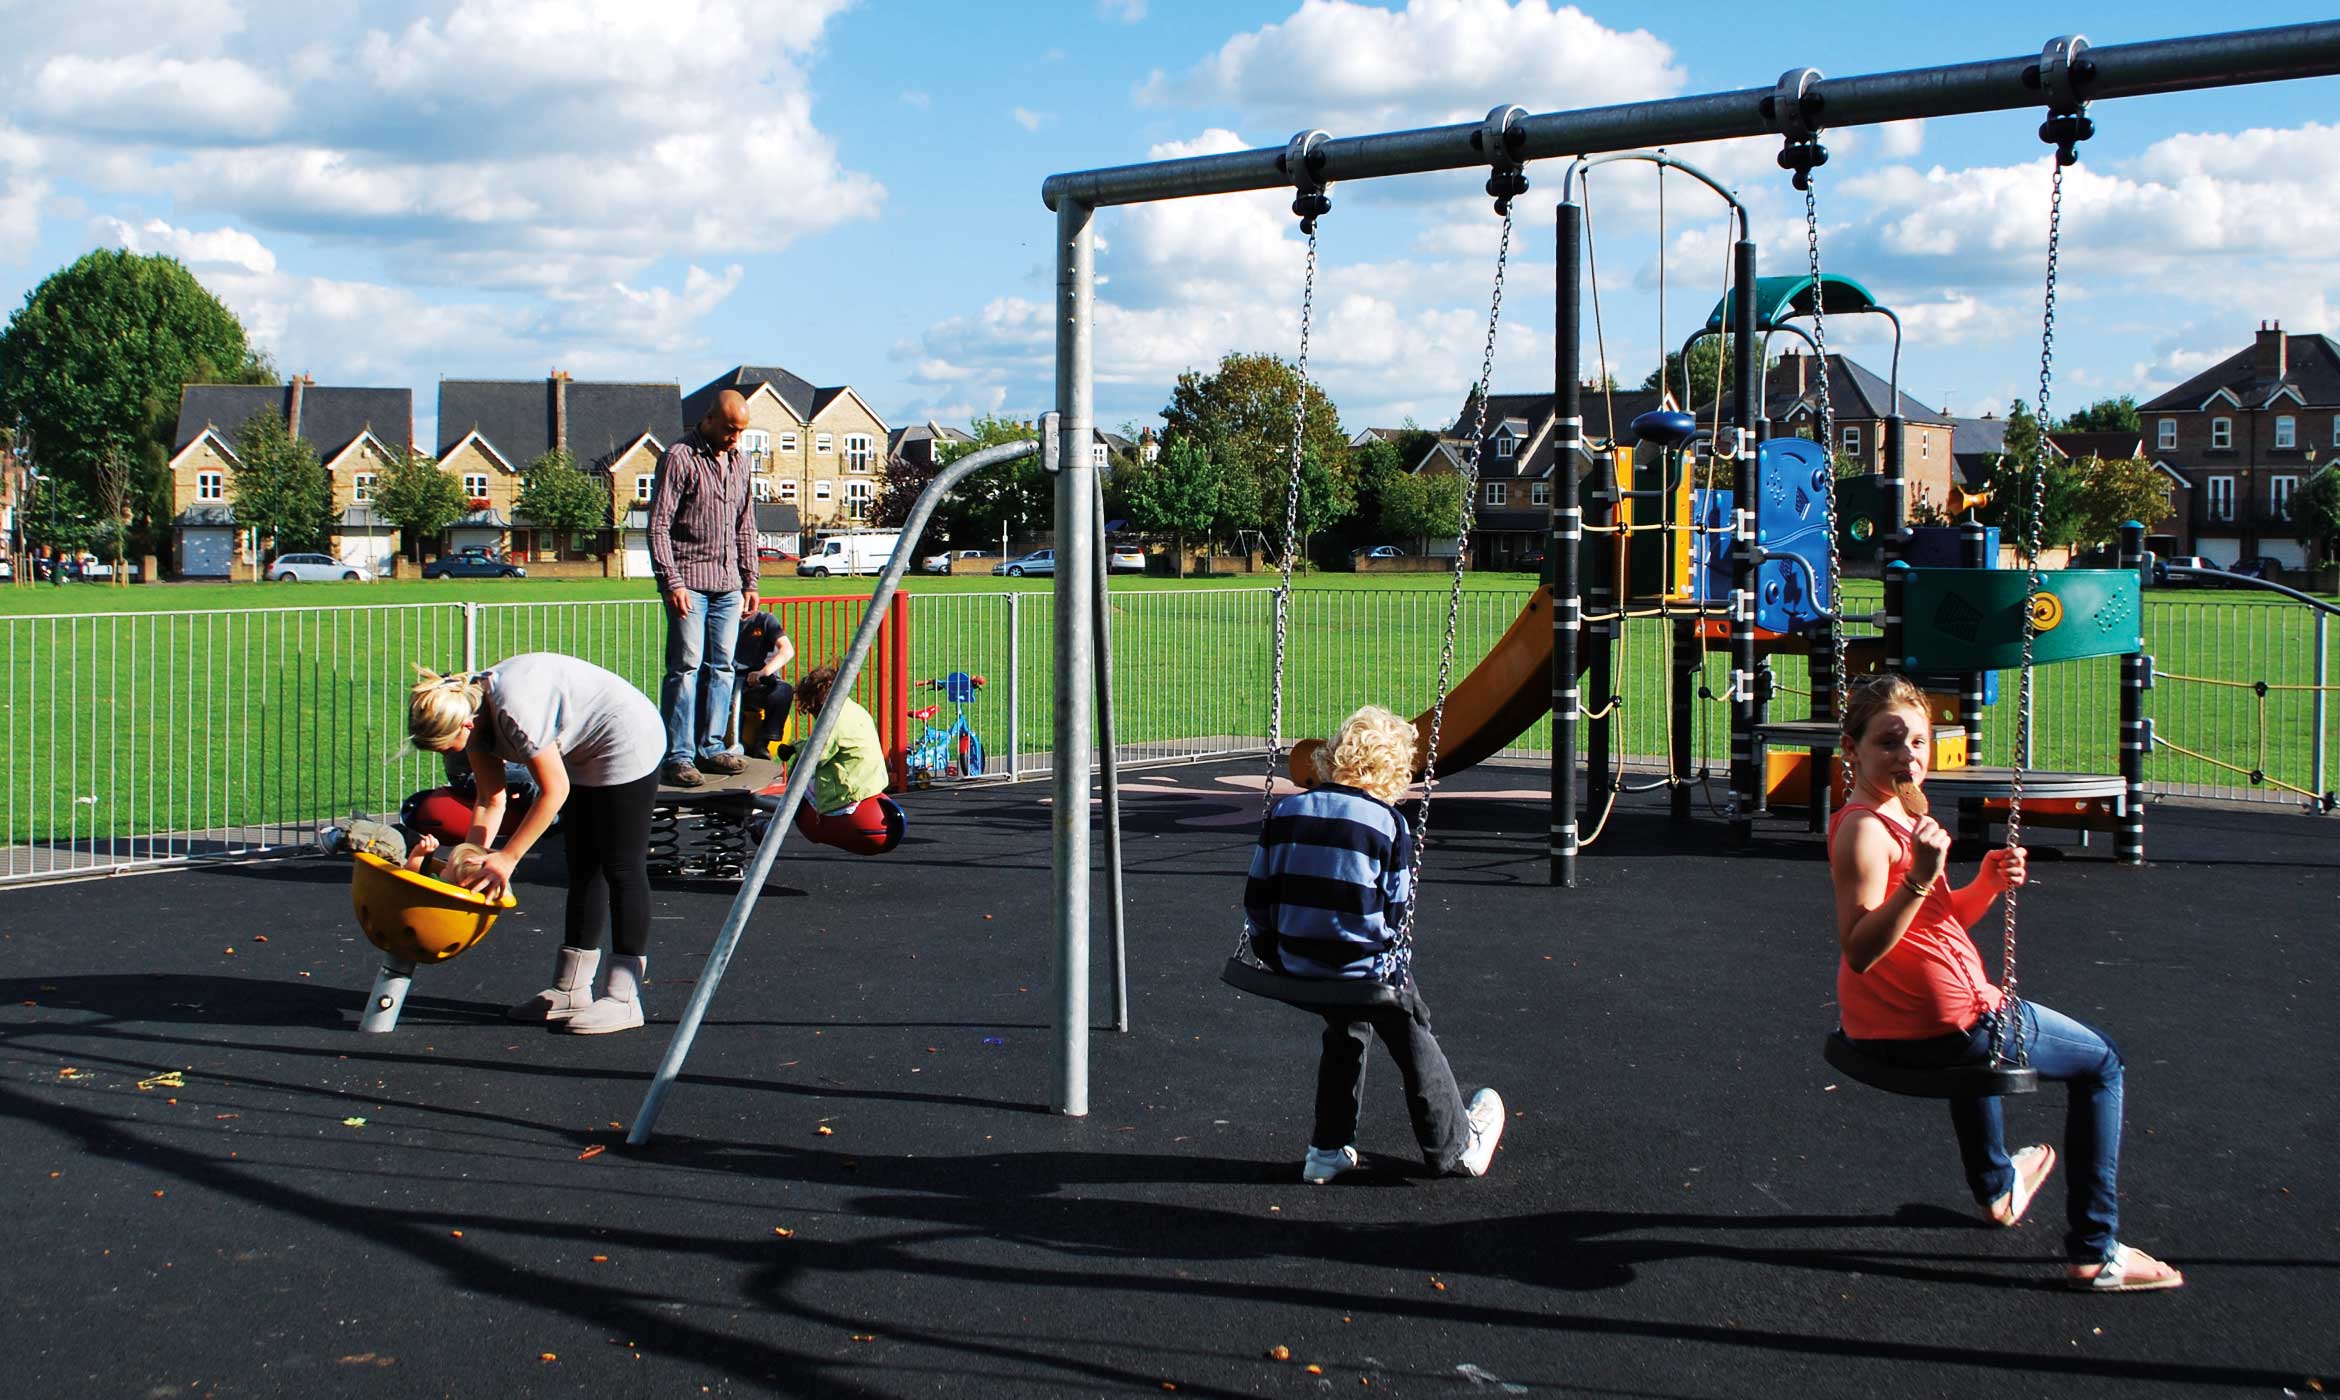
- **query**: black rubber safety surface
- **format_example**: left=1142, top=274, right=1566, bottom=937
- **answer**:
left=1, top=762, right=2333, bottom=1397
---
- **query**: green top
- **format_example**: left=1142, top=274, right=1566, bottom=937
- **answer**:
left=811, top=696, right=890, bottom=815
left=1702, top=273, right=1886, bottom=333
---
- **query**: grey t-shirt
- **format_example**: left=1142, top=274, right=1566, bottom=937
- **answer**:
left=472, top=653, right=664, bottom=787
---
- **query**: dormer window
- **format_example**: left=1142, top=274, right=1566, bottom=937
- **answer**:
left=1495, top=431, right=1515, bottom=459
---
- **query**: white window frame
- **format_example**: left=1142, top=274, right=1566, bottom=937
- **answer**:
left=2272, top=474, right=2299, bottom=520
left=752, top=478, right=774, bottom=502
left=778, top=479, right=799, bottom=503
left=779, top=431, right=800, bottom=453
left=2210, top=417, right=2233, bottom=449
left=845, top=433, right=874, bottom=471
left=845, top=479, right=873, bottom=517
left=814, top=481, right=833, bottom=501
left=463, top=473, right=490, bottom=500
left=196, top=471, right=223, bottom=502
left=2158, top=418, right=2178, bottom=450
left=1092, top=442, right=1108, bottom=468
left=1485, top=481, right=1507, bottom=507
left=1841, top=424, right=1863, bottom=457
left=2275, top=415, right=2297, bottom=449
left=1495, top=432, right=1515, bottom=459
left=352, top=472, right=376, bottom=503
left=1530, top=480, right=1551, bottom=507
left=2207, top=474, right=2235, bottom=522
left=635, top=475, right=654, bottom=503
left=740, top=428, right=771, bottom=472
left=815, top=433, right=834, bottom=454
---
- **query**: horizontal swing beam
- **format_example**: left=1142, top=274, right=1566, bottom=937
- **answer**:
left=1041, top=21, right=2340, bottom=211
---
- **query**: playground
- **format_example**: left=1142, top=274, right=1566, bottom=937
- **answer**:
left=1, top=761, right=2334, bottom=1396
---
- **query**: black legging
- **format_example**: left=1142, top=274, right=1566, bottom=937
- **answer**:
left=560, top=769, right=658, bottom=955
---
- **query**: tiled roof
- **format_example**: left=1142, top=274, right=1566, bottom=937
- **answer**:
left=2138, top=333, right=2340, bottom=410
left=175, top=384, right=413, bottom=459
left=2049, top=429, right=2145, bottom=461
left=686, top=365, right=821, bottom=423
left=437, top=380, right=680, bottom=472
left=754, top=503, right=801, bottom=533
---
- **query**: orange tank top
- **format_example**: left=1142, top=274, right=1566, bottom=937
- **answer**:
left=1829, top=800, right=2004, bottom=1039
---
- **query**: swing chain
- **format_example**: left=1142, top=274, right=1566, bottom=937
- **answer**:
left=1401, top=208, right=1512, bottom=955
left=1799, top=169, right=1851, bottom=788
left=1261, top=229, right=1317, bottom=831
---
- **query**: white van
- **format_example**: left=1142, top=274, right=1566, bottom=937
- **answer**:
left=795, top=530, right=903, bottom=578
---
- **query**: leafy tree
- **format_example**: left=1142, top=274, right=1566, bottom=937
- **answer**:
left=0, top=249, right=272, bottom=555
left=515, top=449, right=614, bottom=553
left=1159, top=352, right=1349, bottom=543
left=872, top=449, right=935, bottom=533
left=20, top=473, right=96, bottom=555
left=936, top=415, right=1051, bottom=544
left=2294, top=466, right=2340, bottom=567
left=1644, top=341, right=1779, bottom=405
left=1379, top=469, right=1466, bottom=553
left=229, top=410, right=333, bottom=559
left=374, top=448, right=467, bottom=560
left=2065, top=455, right=2173, bottom=550
left=1119, top=435, right=1222, bottom=576
left=2058, top=396, right=2142, bottom=434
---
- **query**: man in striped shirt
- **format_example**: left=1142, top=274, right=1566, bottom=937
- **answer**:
left=650, top=390, right=760, bottom=787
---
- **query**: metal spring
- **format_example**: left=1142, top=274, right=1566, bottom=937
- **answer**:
left=646, top=804, right=683, bottom=877
left=696, top=808, right=749, bottom=880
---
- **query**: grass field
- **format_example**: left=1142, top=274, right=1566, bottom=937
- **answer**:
left=1, top=570, right=2332, bottom=850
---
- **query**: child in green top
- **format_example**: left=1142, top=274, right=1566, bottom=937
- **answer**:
left=786, top=661, right=906, bottom=856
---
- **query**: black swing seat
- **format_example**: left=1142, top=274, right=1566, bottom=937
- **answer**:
left=1220, top=957, right=1403, bottom=1011
left=1823, top=1029, right=2038, bottom=1099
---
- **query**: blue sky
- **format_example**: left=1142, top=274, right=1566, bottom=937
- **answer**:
left=3, top=0, right=2337, bottom=450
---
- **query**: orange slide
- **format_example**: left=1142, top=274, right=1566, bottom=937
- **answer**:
left=1289, top=587, right=1569, bottom=784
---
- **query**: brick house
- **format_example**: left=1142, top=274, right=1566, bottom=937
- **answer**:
left=437, top=375, right=680, bottom=571
left=1701, top=352, right=1956, bottom=507
left=1416, top=388, right=1672, bottom=568
left=2137, top=322, right=2338, bottom=569
left=167, top=378, right=412, bottom=577
left=683, top=366, right=889, bottom=532
left=886, top=421, right=973, bottom=472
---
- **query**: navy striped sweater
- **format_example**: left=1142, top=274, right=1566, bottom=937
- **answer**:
left=1243, top=784, right=1414, bottom=980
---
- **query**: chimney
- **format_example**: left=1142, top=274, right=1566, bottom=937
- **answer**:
left=550, top=369, right=572, bottom=453
left=2256, top=320, right=2287, bottom=382
left=287, top=373, right=311, bottom=441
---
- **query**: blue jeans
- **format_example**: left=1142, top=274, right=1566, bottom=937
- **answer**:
left=1861, top=1000, right=2126, bottom=1264
left=659, top=588, right=742, bottom=766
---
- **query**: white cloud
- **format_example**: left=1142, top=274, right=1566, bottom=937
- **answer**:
left=99, top=216, right=277, bottom=275
left=1012, top=107, right=1050, bottom=132
left=900, top=90, right=933, bottom=110
left=1098, top=0, right=1147, bottom=20
left=1137, top=0, right=1685, bottom=131
left=32, top=54, right=292, bottom=141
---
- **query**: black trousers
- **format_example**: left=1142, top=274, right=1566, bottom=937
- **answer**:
left=1312, top=980, right=1468, bottom=1170
left=743, top=676, right=795, bottom=748
left=560, top=769, right=658, bottom=956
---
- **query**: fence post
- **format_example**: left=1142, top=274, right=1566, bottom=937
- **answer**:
left=2315, top=611, right=2329, bottom=809
left=461, top=602, right=479, bottom=672
left=1005, top=592, right=1021, bottom=778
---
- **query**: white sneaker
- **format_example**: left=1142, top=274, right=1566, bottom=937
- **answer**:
left=1302, top=1145, right=1360, bottom=1184
left=1453, top=1087, right=1505, bottom=1177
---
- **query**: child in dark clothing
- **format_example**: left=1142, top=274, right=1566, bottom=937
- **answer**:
left=734, top=606, right=796, bottom=755
left=1245, top=704, right=1505, bottom=1184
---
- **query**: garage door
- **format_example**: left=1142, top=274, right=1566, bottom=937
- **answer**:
left=181, top=529, right=232, bottom=578
left=623, top=535, right=653, bottom=578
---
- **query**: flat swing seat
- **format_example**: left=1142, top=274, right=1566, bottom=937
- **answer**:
left=1823, top=1028, right=2038, bottom=1099
left=1220, top=956, right=1403, bottom=1011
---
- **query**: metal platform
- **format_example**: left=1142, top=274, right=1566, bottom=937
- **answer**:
left=1918, top=766, right=2127, bottom=801
left=653, top=757, right=785, bottom=807
left=649, top=757, right=787, bottom=880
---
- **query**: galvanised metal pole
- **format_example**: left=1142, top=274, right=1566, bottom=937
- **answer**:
left=1053, top=198, right=1097, bottom=1117
left=2315, top=611, right=2329, bottom=809
left=1090, top=472, right=1128, bottom=1033
left=1552, top=198, right=1583, bottom=887
left=1043, top=23, right=2340, bottom=211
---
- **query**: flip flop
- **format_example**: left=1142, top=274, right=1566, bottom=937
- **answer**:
left=1988, top=1143, right=2057, bottom=1227
left=2068, top=1242, right=2185, bottom=1293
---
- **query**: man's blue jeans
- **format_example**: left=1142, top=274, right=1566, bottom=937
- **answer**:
left=1860, top=999, right=2126, bottom=1264
left=660, top=588, right=742, bottom=767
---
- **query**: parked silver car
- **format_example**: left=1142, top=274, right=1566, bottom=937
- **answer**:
left=991, top=548, right=1056, bottom=578
left=268, top=553, right=374, bottom=583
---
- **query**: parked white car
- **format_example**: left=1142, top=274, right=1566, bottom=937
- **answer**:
left=1107, top=544, right=1145, bottom=573
left=922, top=549, right=987, bottom=575
left=268, top=553, right=374, bottom=583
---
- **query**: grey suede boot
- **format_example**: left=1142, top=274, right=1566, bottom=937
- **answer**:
left=508, top=946, right=600, bottom=1023
left=563, top=954, right=646, bottom=1035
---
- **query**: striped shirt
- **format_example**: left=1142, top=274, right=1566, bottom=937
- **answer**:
left=649, top=430, right=759, bottom=595
left=1243, top=784, right=1414, bottom=980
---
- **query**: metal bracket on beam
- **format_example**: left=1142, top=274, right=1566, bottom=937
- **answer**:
left=1282, top=129, right=1332, bottom=232
left=2036, top=34, right=2094, bottom=113
left=1041, top=411, right=1062, bottom=474
left=1476, top=104, right=1530, bottom=214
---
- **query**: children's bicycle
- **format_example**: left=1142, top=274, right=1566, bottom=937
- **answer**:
left=906, top=671, right=986, bottom=785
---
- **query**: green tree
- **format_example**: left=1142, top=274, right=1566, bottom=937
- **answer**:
left=1159, top=351, right=1349, bottom=545
left=2294, top=466, right=2340, bottom=566
left=2065, top=455, right=2173, bottom=551
left=374, top=448, right=466, bottom=561
left=2058, top=396, right=2142, bottom=434
left=1119, top=435, right=1222, bottom=576
left=872, top=449, right=936, bottom=533
left=515, top=449, right=614, bottom=554
left=936, top=415, right=1051, bottom=543
left=229, top=410, right=333, bottom=560
left=0, top=249, right=272, bottom=555
left=1643, top=341, right=1779, bottom=404
left=1977, top=401, right=2096, bottom=551
left=1347, top=437, right=1409, bottom=550
left=21, top=472, right=97, bottom=555
left=1378, top=469, right=1466, bottom=553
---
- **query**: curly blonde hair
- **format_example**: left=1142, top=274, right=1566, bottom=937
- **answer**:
left=408, top=665, right=484, bottom=752
left=1841, top=674, right=1929, bottom=744
left=1313, top=704, right=1417, bottom=803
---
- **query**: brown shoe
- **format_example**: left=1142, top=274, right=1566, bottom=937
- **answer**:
left=662, top=760, right=705, bottom=788
left=702, top=751, right=748, bottom=775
